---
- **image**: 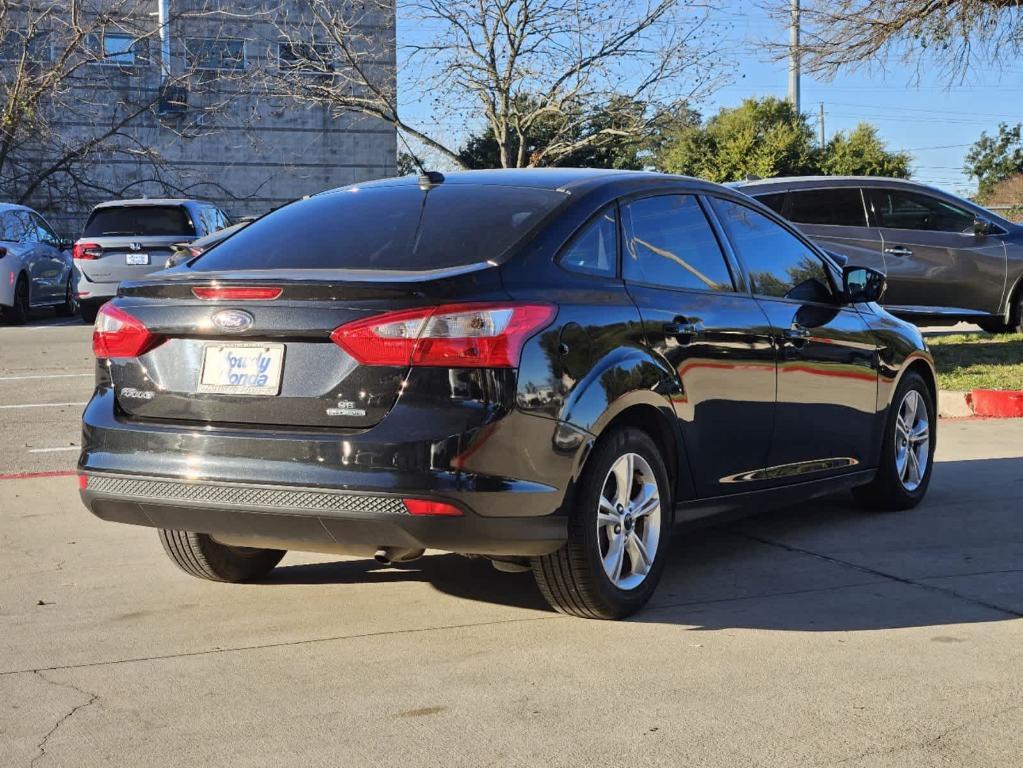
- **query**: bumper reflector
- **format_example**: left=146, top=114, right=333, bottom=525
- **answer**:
left=403, top=498, right=463, bottom=517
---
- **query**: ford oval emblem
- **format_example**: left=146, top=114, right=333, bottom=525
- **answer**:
left=211, top=309, right=254, bottom=333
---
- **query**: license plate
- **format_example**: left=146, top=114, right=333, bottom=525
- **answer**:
left=125, top=253, right=149, bottom=265
left=198, top=344, right=285, bottom=396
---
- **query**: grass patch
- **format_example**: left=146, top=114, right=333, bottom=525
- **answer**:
left=926, top=332, right=1023, bottom=391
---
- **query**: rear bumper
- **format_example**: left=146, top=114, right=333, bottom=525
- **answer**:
left=74, top=274, right=118, bottom=302
left=80, top=472, right=567, bottom=557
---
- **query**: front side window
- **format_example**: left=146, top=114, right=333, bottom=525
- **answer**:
left=622, top=195, right=734, bottom=292
left=559, top=207, right=618, bottom=278
left=788, top=188, right=868, bottom=227
left=30, top=213, right=59, bottom=246
left=13, top=211, right=39, bottom=243
left=186, top=38, right=245, bottom=71
left=867, top=189, right=974, bottom=233
left=85, top=32, right=144, bottom=66
left=712, top=198, right=833, bottom=303
left=753, top=192, right=786, bottom=215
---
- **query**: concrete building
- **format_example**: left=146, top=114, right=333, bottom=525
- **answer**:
left=7, top=0, right=397, bottom=235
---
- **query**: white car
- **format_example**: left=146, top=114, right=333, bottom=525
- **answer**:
left=0, top=203, right=77, bottom=324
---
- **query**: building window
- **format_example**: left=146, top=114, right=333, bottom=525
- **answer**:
left=85, top=32, right=144, bottom=66
left=0, top=30, right=52, bottom=62
left=277, top=42, right=336, bottom=74
left=185, top=38, right=245, bottom=71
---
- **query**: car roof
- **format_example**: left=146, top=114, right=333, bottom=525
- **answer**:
left=91, top=198, right=212, bottom=209
left=333, top=168, right=726, bottom=196
left=0, top=203, right=34, bottom=213
left=734, top=176, right=946, bottom=194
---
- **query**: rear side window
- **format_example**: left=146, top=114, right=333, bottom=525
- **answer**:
left=191, top=184, right=567, bottom=272
left=84, top=206, right=194, bottom=237
left=753, top=192, right=787, bottom=215
left=788, top=188, right=867, bottom=227
left=621, top=195, right=734, bottom=292
left=0, top=211, right=25, bottom=242
left=559, top=207, right=618, bottom=278
left=712, top=198, right=833, bottom=303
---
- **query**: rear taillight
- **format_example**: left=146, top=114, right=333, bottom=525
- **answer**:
left=331, top=302, right=555, bottom=368
left=73, top=242, right=102, bottom=260
left=92, top=304, right=163, bottom=358
left=192, top=286, right=282, bottom=301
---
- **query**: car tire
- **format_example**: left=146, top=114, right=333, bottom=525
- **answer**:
left=79, top=301, right=99, bottom=324
left=3, top=274, right=30, bottom=325
left=55, top=277, right=78, bottom=317
left=531, top=426, right=671, bottom=620
left=158, top=529, right=285, bottom=582
left=852, top=371, right=935, bottom=511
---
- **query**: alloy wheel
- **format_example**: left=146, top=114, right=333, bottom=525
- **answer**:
left=895, top=389, right=930, bottom=492
left=596, top=452, right=662, bottom=591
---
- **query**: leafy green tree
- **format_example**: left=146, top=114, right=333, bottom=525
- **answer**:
left=964, top=123, right=1023, bottom=199
left=821, top=124, right=911, bottom=178
left=655, top=98, right=817, bottom=182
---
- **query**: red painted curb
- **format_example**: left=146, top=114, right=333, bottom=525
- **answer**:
left=0, top=470, right=77, bottom=481
left=967, top=389, right=1023, bottom=418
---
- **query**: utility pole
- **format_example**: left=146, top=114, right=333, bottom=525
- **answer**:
left=819, top=101, right=825, bottom=147
left=157, top=0, right=171, bottom=83
left=788, top=0, right=800, bottom=113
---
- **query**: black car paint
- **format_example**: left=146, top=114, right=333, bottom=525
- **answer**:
left=80, top=170, right=936, bottom=560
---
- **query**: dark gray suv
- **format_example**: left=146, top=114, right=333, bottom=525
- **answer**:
left=736, top=177, right=1023, bottom=333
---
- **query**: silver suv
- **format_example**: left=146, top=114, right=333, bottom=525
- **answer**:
left=736, top=177, right=1023, bottom=333
left=73, top=199, right=230, bottom=323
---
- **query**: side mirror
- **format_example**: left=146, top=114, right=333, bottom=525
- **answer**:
left=843, top=265, right=886, bottom=304
left=974, top=217, right=992, bottom=238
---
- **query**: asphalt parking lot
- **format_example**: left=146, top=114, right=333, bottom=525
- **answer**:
left=1, top=315, right=1022, bottom=767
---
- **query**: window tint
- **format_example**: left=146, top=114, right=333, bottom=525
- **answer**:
left=84, top=206, right=194, bottom=237
left=753, top=192, right=786, bottom=215
left=560, top=207, right=617, bottom=277
left=622, top=195, right=733, bottom=292
left=868, top=189, right=974, bottom=233
left=712, top=198, right=833, bottom=303
left=191, top=184, right=567, bottom=272
left=788, top=188, right=867, bottom=227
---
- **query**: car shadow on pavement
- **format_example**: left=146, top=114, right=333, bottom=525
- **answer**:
left=266, top=457, right=1023, bottom=630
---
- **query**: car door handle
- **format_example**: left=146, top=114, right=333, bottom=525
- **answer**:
left=884, top=246, right=913, bottom=257
left=663, top=318, right=701, bottom=341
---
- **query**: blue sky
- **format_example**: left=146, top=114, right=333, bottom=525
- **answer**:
left=398, top=2, right=1017, bottom=197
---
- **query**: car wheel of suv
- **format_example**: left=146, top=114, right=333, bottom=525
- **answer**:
left=55, top=277, right=78, bottom=317
left=853, top=371, right=935, bottom=511
left=531, top=426, right=671, bottom=620
left=4, top=274, right=30, bottom=325
left=158, top=529, right=285, bottom=582
left=79, top=301, right=99, bottom=324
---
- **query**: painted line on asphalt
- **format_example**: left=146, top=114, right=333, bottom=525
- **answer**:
left=0, top=470, right=76, bottom=481
left=0, top=402, right=87, bottom=410
left=27, top=447, right=80, bottom=454
left=0, top=373, right=91, bottom=381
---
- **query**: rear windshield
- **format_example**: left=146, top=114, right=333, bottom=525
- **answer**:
left=190, top=184, right=568, bottom=272
left=84, top=205, right=194, bottom=237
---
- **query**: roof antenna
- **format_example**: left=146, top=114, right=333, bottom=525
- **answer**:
left=396, top=130, right=445, bottom=191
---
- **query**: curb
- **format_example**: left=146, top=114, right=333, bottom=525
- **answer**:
left=939, top=389, right=1023, bottom=419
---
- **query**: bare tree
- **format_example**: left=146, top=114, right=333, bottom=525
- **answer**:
left=0, top=0, right=260, bottom=227
left=766, top=0, right=1023, bottom=81
left=265, top=0, right=725, bottom=169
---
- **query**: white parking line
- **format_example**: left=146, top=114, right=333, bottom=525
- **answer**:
left=27, top=446, right=80, bottom=454
left=0, top=402, right=88, bottom=410
left=0, top=373, right=92, bottom=382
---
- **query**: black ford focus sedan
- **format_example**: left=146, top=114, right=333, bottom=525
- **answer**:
left=79, top=169, right=936, bottom=619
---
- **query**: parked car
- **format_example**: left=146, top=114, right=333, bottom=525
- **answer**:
left=0, top=203, right=77, bottom=324
left=735, top=176, right=1023, bottom=333
left=73, top=198, right=231, bottom=323
left=165, top=220, right=251, bottom=269
left=78, top=169, right=936, bottom=620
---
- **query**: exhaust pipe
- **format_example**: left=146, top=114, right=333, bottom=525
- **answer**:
left=374, top=547, right=424, bottom=565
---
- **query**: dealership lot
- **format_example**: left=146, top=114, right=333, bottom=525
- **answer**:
left=1, top=318, right=1022, bottom=767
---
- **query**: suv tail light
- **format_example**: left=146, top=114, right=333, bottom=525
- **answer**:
left=92, top=304, right=163, bottom=358
left=73, top=242, right=102, bottom=260
left=331, top=303, right=555, bottom=368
